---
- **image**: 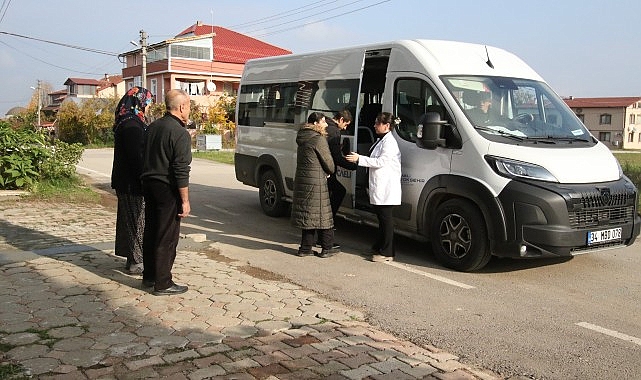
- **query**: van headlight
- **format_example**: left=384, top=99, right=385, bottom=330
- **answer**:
left=485, top=155, right=558, bottom=182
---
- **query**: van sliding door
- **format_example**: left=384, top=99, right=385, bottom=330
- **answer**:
left=352, top=49, right=390, bottom=212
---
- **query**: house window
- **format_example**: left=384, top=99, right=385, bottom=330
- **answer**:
left=630, top=114, right=636, bottom=124
left=147, top=47, right=167, bottom=63
left=599, top=114, right=612, bottom=124
left=628, top=132, right=634, bottom=142
left=150, top=79, right=157, bottom=101
left=598, top=132, right=611, bottom=142
left=576, top=114, right=584, bottom=123
left=171, top=45, right=210, bottom=60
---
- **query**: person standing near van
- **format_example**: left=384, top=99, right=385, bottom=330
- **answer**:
left=141, top=89, right=192, bottom=295
left=346, top=112, right=402, bottom=262
left=316, top=109, right=358, bottom=248
left=292, top=112, right=339, bottom=258
left=111, top=86, right=153, bottom=275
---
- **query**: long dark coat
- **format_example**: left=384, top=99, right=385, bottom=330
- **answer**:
left=291, top=124, right=335, bottom=230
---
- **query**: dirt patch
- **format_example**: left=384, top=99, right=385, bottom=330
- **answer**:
left=201, top=245, right=236, bottom=263
left=200, top=245, right=289, bottom=282
left=99, top=191, right=117, bottom=210
left=235, top=265, right=290, bottom=282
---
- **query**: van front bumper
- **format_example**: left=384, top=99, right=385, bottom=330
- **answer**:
left=492, top=177, right=640, bottom=258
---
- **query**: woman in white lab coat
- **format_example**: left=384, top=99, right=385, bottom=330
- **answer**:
left=346, top=112, right=402, bottom=262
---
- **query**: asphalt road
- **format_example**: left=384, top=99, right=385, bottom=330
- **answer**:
left=78, top=148, right=641, bottom=380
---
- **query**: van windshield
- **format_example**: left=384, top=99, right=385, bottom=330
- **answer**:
left=442, top=76, right=592, bottom=144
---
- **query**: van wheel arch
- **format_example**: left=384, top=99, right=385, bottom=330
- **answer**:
left=418, top=175, right=507, bottom=246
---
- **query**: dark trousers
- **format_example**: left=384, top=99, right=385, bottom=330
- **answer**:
left=302, top=229, right=334, bottom=251
left=142, top=179, right=181, bottom=291
left=327, top=174, right=346, bottom=218
left=373, top=205, right=395, bottom=257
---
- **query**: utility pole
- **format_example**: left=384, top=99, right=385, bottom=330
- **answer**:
left=140, top=30, right=147, bottom=88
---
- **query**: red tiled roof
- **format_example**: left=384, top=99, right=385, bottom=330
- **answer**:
left=64, top=78, right=103, bottom=86
left=564, top=96, right=641, bottom=108
left=175, top=23, right=291, bottom=64
left=97, top=75, right=123, bottom=91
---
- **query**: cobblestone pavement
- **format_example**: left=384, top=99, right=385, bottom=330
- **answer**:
left=0, top=198, right=503, bottom=380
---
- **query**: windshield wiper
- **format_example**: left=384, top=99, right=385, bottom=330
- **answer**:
left=474, top=125, right=524, bottom=141
left=527, top=136, right=590, bottom=144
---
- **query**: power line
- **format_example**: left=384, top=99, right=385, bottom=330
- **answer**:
left=243, top=0, right=370, bottom=35
left=253, top=0, right=391, bottom=38
left=229, top=0, right=339, bottom=29
left=0, top=40, right=108, bottom=76
left=0, top=0, right=11, bottom=25
left=0, top=31, right=119, bottom=56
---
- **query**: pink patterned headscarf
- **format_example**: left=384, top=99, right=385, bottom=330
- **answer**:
left=114, top=86, right=153, bottom=129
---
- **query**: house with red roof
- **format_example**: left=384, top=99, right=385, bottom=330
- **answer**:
left=119, top=21, right=291, bottom=113
left=564, top=96, right=641, bottom=150
left=62, top=75, right=124, bottom=100
left=42, top=74, right=124, bottom=116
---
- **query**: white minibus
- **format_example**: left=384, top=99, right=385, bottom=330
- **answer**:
left=234, top=40, right=640, bottom=271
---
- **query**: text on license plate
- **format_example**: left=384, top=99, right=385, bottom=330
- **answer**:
left=587, top=227, right=622, bottom=245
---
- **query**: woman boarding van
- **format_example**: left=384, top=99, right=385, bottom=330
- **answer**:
left=234, top=40, right=640, bottom=271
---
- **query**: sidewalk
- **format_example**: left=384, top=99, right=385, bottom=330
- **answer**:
left=0, top=197, right=502, bottom=380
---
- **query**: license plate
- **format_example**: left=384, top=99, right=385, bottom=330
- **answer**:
left=587, top=227, right=622, bottom=245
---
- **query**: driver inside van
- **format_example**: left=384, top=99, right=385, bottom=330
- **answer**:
left=465, top=91, right=500, bottom=126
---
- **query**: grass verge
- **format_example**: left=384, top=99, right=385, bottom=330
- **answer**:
left=22, top=175, right=100, bottom=203
left=192, top=150, right=234, bottom=165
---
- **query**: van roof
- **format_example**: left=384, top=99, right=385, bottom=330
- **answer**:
left=245, top=39, right=543, bottom=82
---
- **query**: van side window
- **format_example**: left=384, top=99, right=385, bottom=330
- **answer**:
left=237, top=79, right=359, bottom=131
left=394, top=78, right=447, bottom=142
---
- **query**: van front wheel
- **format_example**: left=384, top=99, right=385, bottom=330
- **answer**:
left=259, top=170, right=288, bottom=217
left=430, top=199, right=491, bottom=271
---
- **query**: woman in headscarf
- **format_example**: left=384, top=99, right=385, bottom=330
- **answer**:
left=291, top=112, right=339, bottom=258
left=110, top=86, right=153, bottom=274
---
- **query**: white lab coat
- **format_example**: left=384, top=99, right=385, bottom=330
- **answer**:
left=357, top=132, right=402, bottom=205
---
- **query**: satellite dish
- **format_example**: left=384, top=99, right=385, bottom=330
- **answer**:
left=207, top=82, right=216, bottom=92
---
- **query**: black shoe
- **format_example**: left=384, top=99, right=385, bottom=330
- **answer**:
left=297, top=249, right=314, bottom=257
left=316, top=242, right=340, bottom=249
left=317, top=247, right=340, bottom=258
left=142, top=279, right=155, bottom=288
left=153, top=284, right=188, bottom=296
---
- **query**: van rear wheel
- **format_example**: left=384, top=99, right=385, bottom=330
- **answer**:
left=259, top=170, right=288, bottom=217
left=430, top=199, right=491, bottom=271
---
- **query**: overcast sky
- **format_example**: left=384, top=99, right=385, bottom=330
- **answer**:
left=1, top=0, right=640, bottom=116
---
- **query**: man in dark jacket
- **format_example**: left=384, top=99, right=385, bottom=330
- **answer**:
left=141, top=89, right=192, bottom=296
left=317, top=110, right=358, bottom=248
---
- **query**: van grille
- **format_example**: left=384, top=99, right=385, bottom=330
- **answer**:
left=568, top=186, right=636, bottom=229
left=569, top=205, right=636, bottom=229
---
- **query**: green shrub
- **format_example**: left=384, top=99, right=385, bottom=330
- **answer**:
left=622, top=161, right=641, bottom=192
left=40, top=140, right=85, bottom=180
left=0, top=121, right=48, bottom=189
left=0, top=121, right=86, bottom=190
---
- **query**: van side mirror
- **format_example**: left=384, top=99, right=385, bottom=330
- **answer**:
left=416, top=112, right=447, bottom=149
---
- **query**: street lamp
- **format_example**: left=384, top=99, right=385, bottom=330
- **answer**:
left=30, top=80, right=41, bottom=127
